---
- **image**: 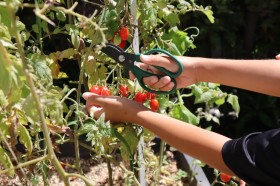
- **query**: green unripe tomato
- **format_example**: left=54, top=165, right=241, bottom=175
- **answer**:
left=113, top=35, right=122, bottom=45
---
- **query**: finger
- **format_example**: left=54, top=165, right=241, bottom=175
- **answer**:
left=88, top=106, right=103, bottom=118
left=276, top=54, right=280, bottom=60
left=82, top=92, right=104, bottom=106
left=142, top=76, right=159, bottom=87
left=147, top=76, right=172, bottom=90
left=140, top=54, right=179, bottom=72
left=158, top=81, right=175, bottom=92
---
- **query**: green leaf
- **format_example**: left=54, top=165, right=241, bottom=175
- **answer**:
left=157, top=0, right=167, bottom=9
left=195, top=91, right=212, bottom=104
left=0, top=6, right=12, bottom=31
left=159, top=7, right=180, bottom=26
left=0, top=146, right=14, bottom=176
left=0, top=42, right=12, bottom=95
left=17, top=124, right=33, bottom=154
left=227, top=94, right=240, bottom=116
left=0, top=89, right=6, bottom=107
left=169, top=104, right=199, bottom=125
left=161, top=27, right=195, bottom=55
left=56, top=10, right=66, bottom=22
left=199, top=6, right=215, bottom=23
left=29, top=53, right=52, bottom=83
left=0, top=119, right=10, bottom=139
left=22, top=93, right=39, bottom=124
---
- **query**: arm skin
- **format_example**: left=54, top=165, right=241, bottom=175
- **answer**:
left=83, top=54, right=280, bottom=178
left=82, top=93, right=234, bottom=175
left=139, top=54, right=280, bottom=97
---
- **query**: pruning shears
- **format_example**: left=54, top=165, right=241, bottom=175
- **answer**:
left=101, top=43, right=183, bottom=94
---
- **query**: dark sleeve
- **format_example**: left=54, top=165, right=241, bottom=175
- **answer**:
left=222, top=128, right=280, bottom=186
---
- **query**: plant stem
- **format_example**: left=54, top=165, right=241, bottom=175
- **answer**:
left=73, top=54, right=84, bottom=174
left=106, top=157, right=114, bottom=186
left=0, top=155, right=48, bottom=175
left=156, top=140, right=166, bottom=185
left=67, top=0, right=74, bottom=24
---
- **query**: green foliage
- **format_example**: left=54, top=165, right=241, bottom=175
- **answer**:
left=0, top=0, right=243, bottom=184
left=80, top=114, right=113, bottom=155
left=169, top=103, right=199, bottom=125
left=0, top=146, right=14, bottom=176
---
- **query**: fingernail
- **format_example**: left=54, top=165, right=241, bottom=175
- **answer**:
left=140, top=54, right=149, bottom=61
left=162, top=77, right=171, bottom=84
left=82, top=92, right=92, bottom=100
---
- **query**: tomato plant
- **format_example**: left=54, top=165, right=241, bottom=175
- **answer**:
left=0, top=0, right=241, bottom=185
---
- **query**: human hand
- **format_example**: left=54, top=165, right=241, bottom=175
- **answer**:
left=276, top=54, right=280, bottom=60
left=82, top=92, right=149, bottom=123
left=130, top=54, right=196, bottom=92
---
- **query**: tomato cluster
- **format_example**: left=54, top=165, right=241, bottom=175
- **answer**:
left=89, top=85, right=111, bottom=96
left=134, top=92, right=159, bottom=111
left=89, top=85, right=160, bottom=111
left=112, top=26, right=130, bottom=49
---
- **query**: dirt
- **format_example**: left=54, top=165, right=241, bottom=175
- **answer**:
left=0, top=150, right=188, bottom=186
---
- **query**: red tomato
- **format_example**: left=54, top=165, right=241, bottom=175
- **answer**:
left=119, top=85, right=129, bottom=97
left=150, top=99, right=159, bottom=111
left=118, top=40, right=126, bottom=49
left=100, top=86, right=111, bottom=96
left=89, top=85, right=101, bottom=95
left=220, top=173, right=232, bottom=183
left=134, top=92, right=147, bottom=103
left=119, top=27, right=129, bottom=40
left=146, top=92, right=156, bottom=100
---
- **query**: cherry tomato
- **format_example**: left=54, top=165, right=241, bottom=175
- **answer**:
left=220, top=173, right=232, bottom=183
left=100, top=86, right=111, bottom=96
left=146, top=92, right=156, bottom=100
left=118, top=40, right=126, bottom=49
left=119, top=27, right=129, bottom=40
left=150, top=99, right=159, bottom=111
left=89, top=85, right=101, bottom=95
left=119, top=85, right=129, bottom=97
left=134, top=92, right=147, bottom=103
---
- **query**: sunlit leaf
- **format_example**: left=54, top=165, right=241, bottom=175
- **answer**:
left=169, top=104, right=199, bottom=125
left=227, top=94, right=240, bottom=116
left=17, top=124, right=33, bottom=154
left=0, top=42, right=12, bottom=95
left=0, top=145, right=14, bottom=176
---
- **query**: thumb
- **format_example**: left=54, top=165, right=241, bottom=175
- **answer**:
left=82, top=92, right=103, bottom=105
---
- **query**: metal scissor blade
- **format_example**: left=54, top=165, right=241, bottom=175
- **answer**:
left=101, top=43, right=136, bottom=69
left=101, top=43, right=123, bottom=63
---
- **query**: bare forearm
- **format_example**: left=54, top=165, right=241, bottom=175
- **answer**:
left=185, top=57, right=280, bottom=97
left=133, top=110, right=234, bottom=175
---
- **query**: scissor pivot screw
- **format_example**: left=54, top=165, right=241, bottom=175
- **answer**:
left=118, top=55, right=125, bottom=62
